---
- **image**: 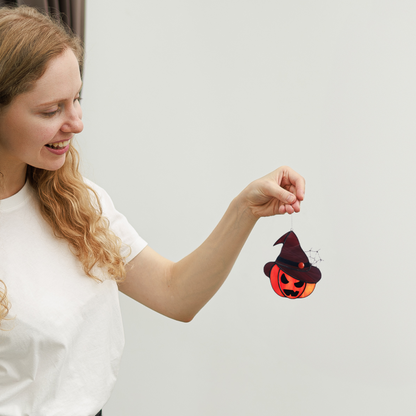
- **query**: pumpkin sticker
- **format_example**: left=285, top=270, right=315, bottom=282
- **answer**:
left=264, top=231, right=321, bottom=299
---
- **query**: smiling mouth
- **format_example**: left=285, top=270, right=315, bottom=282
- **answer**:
left=45, top=139, right=71, bottom=149
left=283, top=290, right=299, bottom=297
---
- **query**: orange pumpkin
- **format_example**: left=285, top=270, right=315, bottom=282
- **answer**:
left=269, top=264, right=315, bottom=299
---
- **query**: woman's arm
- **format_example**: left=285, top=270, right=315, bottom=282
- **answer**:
left=118, top=166, right=305, bottom=322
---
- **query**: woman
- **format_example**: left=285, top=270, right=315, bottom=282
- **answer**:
left=0, top=6, right=305, bottom=416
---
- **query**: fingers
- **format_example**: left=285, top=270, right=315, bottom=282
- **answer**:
left=243, top=165, right=304, bottom=218
left=290, top=199, right=301, bottom=213
left=279, top=202, right=297, bottom=215
left=268, top=180, right=297, bottom=205
left=264, top=182, right=299, bottom=215
left=274, top=166, right=305, bottom=215
left=279, top=166, right=305, bottom=201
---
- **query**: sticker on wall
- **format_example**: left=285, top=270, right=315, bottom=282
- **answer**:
left=263, top=231, right=322, bottom=299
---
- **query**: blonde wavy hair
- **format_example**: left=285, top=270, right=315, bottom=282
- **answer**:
left=0, top=6, right=127, bottom=326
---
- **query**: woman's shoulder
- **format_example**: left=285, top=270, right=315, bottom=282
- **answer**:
left=81, top=177, right=124, bottom=222
left=82, top=177, right=105, bottom=194
left=82, top=177, right=114, bottom=206
left=81, top=177, right=147, bottom=260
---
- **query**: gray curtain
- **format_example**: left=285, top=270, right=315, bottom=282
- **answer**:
left=0, top=0, right=85, bottom=43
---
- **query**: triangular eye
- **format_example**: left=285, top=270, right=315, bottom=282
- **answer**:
left=280, top=274, right=289, bottom=284
left=294, top=280, right=305, bottom=288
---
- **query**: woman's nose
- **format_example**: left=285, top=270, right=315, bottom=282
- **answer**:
left=69, top=115, right=83, bottom=134
left=61, top=105, right=83, bottom=134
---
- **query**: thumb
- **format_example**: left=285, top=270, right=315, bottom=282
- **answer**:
left=270, top=183, right=296, bottom=204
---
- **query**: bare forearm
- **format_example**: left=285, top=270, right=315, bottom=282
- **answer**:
left=169, top=195, right=258, bottom=321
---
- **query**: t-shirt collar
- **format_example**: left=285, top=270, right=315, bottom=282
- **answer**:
left=0, top=180, right=33, bottom=212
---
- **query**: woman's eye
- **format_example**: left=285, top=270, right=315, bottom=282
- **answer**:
left=43, top=110, right=58, bottom=117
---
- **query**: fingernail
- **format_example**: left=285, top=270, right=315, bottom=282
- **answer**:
left=287, top=194, right=296, bottom=204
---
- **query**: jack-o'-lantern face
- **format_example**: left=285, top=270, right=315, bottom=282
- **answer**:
left=269, top=265, right=315, bottom=299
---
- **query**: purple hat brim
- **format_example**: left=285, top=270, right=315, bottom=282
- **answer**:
left=264, top=262, right=275, bottom=277
left=272, top=261, right=321, bottom=284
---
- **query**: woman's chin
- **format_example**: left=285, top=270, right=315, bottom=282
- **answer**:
left=33, top=154, right=67, bottom=172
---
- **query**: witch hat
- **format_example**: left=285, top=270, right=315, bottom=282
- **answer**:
left=264, top=231, right=321, bottom=283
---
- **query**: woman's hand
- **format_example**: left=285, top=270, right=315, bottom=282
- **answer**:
left=239, top=166, right=305, bottom=218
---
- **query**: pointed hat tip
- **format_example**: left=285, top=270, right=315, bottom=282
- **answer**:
left=273, top=230, right=297, bottom=246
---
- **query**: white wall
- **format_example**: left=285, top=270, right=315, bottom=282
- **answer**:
left=80, top=1, right=416, bottom=415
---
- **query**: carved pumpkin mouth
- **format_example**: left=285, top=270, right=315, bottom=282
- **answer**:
left=283, top=289, right=299, bottom=297
left=268, top=265, right=316, bottom=299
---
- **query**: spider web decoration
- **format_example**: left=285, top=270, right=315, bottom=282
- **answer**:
left=306, top=249, right=323, bottom=267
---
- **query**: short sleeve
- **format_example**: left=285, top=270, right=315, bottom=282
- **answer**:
left=84, top=178, right=147, bottom=263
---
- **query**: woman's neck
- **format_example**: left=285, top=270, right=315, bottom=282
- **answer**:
left=0, top=164, right=27, bottom=199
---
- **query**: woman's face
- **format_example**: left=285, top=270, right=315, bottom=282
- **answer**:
left=0, top=48, right=83, bottom=183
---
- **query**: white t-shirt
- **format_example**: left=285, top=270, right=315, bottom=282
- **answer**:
left=0, top=179, right=147, bottom=416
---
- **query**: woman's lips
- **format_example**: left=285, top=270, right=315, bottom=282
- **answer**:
left=45, top=138, right=71, bottom=155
